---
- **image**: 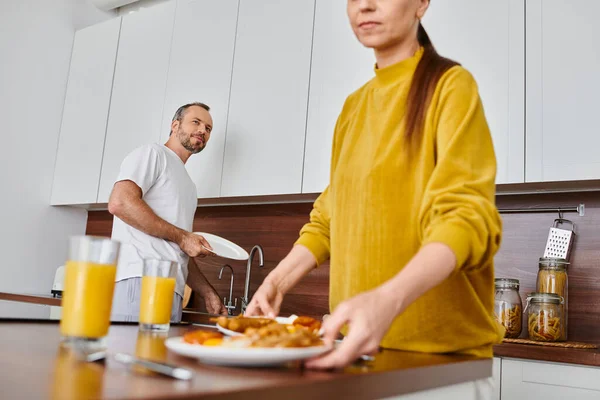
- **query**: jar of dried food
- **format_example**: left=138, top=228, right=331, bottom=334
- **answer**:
left=536, top=257, right=569, bottom=340
left=526, top=292, right=564, bottom=342
left=494, top=278, right=522, bottom=338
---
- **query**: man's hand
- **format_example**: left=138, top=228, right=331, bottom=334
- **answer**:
left=186, top=257, right=227, bottom=315
left=202, top=288, right=228, bottom=316
left=178, top=232, right=214, bottom=258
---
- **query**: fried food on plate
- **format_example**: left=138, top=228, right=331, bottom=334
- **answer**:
left=244, top=323, right=323, bottom=348
left=210, top=315, right=276, bottom=333
left=292, top=316, right=321, bottom=333
left=183, top=329, right=223, bottom=345
left=181, top=315, right=325, bottom=348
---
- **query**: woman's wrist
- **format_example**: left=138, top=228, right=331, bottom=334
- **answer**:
left=377, top=280, right=407, bottom=317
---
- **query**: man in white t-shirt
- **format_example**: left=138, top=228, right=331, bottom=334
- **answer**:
left=108, top=102, right=227, bottom=322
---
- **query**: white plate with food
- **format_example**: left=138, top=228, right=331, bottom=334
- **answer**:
left=165, top=337, right=331, bottom=367
left=193, top=232, right=249, bottom=260
left=165, top=324, right=330, bottom=367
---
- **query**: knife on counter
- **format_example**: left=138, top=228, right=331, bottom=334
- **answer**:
left=114, top=353, right=194, bottom=380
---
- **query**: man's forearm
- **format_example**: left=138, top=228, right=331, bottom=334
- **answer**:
left=111, top=192, right=184, bottom=244
left=187, top=258, right=218, bottom=296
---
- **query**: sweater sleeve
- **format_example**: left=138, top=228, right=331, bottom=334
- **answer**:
left=419, top=67, right=502, bottom=271
left=294, top=186, right=332, bottom=265
left=293, top=97, right=352, bottom=266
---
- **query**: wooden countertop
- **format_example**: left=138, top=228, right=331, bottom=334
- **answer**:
left=4, top=291, right=599, bottom=370
left=0, top=320, right=490, bottom=400
left=0, top=291, right=61, bottom=306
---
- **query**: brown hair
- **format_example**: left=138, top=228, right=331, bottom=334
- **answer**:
left=171, top=102, right=210, bottom=122
left=404, top=23, right=459, bottom=151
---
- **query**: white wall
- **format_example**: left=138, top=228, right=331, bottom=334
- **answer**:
left=0, top=0, right=115, bottom=317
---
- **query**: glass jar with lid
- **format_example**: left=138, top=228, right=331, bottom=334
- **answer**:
left=494, top=278, right=523, bottom=338
left=536, top=257, right=569, bottom=340
left=526, top=292, right=565, bottom=342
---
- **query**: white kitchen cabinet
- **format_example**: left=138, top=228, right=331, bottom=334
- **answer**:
left=423, top=0, right=525, bottom=184
left=96, top=1, right=176, bottom=203
left=526, top=0, right=600, bottom=182
left=301, top=0, right=375, bottom=194
left=160, top=0, right=238, bottom=199
left=51, top=17, right=121, bottom=205
left=502, top=359, right=600, bottom=399
left=220, top=0, right=315, bottom=197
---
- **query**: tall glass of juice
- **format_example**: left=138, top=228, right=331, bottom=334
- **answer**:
left=139, top=259, right=177, bottom=332
left=59, top=236, right=120, bottom=350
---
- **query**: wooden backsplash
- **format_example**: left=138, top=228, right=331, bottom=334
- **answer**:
left=86, top=203, right=331, bottom=318
left=86, top=191, right=600, bottom=344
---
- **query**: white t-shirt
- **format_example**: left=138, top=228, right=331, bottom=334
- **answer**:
left=111, top=143, right=197, bottom=297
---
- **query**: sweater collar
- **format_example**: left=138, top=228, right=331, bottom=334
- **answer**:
left=372, top=47, right=424, bottom=88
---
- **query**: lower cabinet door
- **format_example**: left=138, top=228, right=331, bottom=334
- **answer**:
left=501, top=359, right=600, bottom=400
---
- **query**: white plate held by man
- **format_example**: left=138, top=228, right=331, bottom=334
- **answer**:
left=193, top=232, right=249, bottom=260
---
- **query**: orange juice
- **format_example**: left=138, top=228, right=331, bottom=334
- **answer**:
left=139, top=276, right=175, bottom=324
left=59, top=260, right=117, bottom=338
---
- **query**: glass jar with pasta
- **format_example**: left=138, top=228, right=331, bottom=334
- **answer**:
left=494, top=278, right=522, bottom=338
left=526, top=292, right=565, bottom=342
left=536, top=257, right=569, bottom=340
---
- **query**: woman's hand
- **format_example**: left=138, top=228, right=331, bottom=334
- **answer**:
left=244, top=278, right=286, bottom=318
left=306, top=243, right=456, bottom=369
left=244, top=245, right=319, bottom=318
left=305, top=287, right=399, bottom=370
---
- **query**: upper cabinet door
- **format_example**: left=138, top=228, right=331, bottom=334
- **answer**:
left=51, top=17, right=121, bottom=205
left=160, top=0, right=238, bottom=199
left=423, top=0, right=525, bottom=184
left=526, top=0, right=600, bottom=182
left=220, top=0, right=316, bottom=197
left=302, top=0, right=375, bottom=194
left=96, top=1, right=176, bottom=203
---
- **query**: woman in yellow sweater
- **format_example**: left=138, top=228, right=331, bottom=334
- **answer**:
left=246, top=0, right=504, bottom=369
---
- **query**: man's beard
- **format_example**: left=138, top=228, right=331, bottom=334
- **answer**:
left=177, top=128, right=205, bottom=154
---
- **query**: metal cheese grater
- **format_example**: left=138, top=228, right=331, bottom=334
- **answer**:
left=543, top=218, right=576, bottom=261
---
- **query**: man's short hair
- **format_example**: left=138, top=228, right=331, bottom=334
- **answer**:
left=172, top=102, right=210, bottom=122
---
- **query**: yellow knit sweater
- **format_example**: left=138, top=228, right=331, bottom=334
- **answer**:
left=296, top=48, right=504, bottom=357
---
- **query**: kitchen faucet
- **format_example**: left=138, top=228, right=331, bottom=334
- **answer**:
left=241, top=245, right=264, bottom=314
left=218, top=264, right=237, bottom=316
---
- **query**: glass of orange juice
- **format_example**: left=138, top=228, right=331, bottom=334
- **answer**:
left=139, top=259, right=177, bottom=332
left=59, top=236, right=120, bottom=350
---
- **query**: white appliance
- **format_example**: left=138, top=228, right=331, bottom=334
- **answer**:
left=51, top=265, right=65, bottom=298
